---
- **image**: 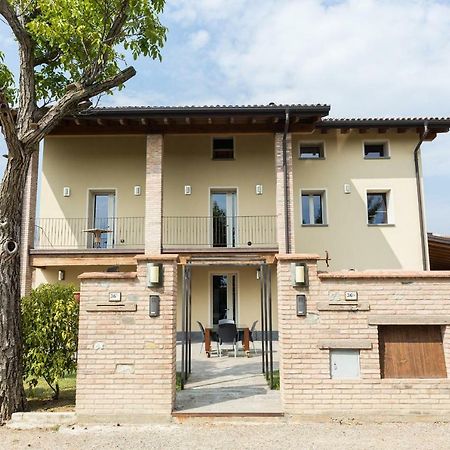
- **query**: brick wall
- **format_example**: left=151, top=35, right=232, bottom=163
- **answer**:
left=20, top=151, right=39, bottom=297
left=275, top=133, right=295, bottom=253
left=277, top=254, right=450, bottom=417
left=145, top=135, right=163, bottom=254
left=76, top=255, right=177, bottom=422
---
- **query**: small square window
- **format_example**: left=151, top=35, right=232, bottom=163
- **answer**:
left=367, top=192, right=388, bottom=224
left=364, top=142, right=388, bottom=159
left=299, top=143, right=324, bottom=159
left=330, top=349, right=360, bottom=379
left=301, top=191, right=326, bottom=225
left=212, top=137, right=234, bottom=160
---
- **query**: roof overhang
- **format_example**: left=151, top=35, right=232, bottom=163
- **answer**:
left=316, top=118, right=450, bottom=141
left=50, top=104, right=331, bottom=135
left=428, top=233, right=450, bottom=270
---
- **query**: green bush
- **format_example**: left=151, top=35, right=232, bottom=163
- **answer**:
left=22, top=284, right=79, bottom=400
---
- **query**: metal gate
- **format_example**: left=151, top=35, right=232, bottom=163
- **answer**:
left=180, top=263, right=192, bottom=389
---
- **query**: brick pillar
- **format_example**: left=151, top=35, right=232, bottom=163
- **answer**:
left=20, top=150, right=39, bottom=297
left=76, top=254, right=178, bottom=422
left=276, top=253, right=320, bottom=414
left=275, top=133, right=295, bottom=254
left=145, top=135, right=163, bottom=254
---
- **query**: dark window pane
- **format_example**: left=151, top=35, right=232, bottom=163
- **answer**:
left=312, top=194, right=323, bottom=224
left=302, top=195, right=310, bottom=224
left=367, top=193, right=387, bottom=224
left=364, top=143, right=386, bottom=158
left=213, top=138, right=234, bottom=159
left=300, top=144, right=324, bottom=159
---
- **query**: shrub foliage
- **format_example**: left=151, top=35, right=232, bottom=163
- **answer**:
left=21, top=284, right=79, bottom=399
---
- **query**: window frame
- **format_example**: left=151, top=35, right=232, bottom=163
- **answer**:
left=211, top=136, right=235, bottom=160
left=366, top=189, right=394, bottom=226
left=363, top=140, right=390, bottom=159
left=298, top=141, right=326, bottom=160
left=300, top=189, right=327, bottom=226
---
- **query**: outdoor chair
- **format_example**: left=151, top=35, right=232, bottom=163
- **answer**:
left=197, top=321, right=206, bottom=354
left=249, top=320, right=258, bottom=354
left=218, top=318, right=235, bottom=325
left=217, top=323, right=238, bottom=358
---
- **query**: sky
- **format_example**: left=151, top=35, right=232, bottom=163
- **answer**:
left=0, top=0, right=449, bottom=234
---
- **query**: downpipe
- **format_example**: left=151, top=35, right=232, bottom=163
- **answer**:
left=414, top=122, right=430, bottom=271
left=282, top=108, right=291, bottom=254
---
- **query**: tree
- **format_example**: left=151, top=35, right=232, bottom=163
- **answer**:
left=22, top=284, right=78, bottom=400
left=0, top=0, right=166, bottom=421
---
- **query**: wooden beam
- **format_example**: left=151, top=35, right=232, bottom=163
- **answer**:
left=340, top=128, right=350, bottom=134
left=377, top=127, right=387, bottom=133
left=31, top=254, right=137, bottom=268
left=358, top=128, right=368, bottom=134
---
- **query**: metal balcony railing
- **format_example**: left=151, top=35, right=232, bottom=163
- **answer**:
left=162, top=215, right=277, bottom=249
left=34, top=217, right=145, bottom=250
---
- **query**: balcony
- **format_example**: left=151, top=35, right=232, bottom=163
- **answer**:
left=34, top=217, right=145, bottom=250
left=162, top=216, right=277, bottom=251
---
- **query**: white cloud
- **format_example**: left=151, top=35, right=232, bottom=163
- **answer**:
left=189, top=30, right=210, bottom=50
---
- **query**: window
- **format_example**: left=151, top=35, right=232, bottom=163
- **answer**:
left=364, top=142, right=388, bottom=159
left=367, top=192, right=389, bottom=224
left=330, top=349, right=360, bottom=379
left=301, top=191, right=326, bottom=225
left=212, top=137, right=234, bottom=160
left=299, top=142, right=325, bottom=159
left=379, top=326, right=447, bottom=379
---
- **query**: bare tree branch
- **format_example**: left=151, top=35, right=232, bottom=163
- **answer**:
left=22, top=66, right=136, bottom=148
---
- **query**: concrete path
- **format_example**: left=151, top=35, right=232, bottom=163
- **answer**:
left=175, top=341, right=282, bottom=414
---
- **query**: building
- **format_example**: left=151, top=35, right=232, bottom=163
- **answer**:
left=22, top=104, right=450, bottom=421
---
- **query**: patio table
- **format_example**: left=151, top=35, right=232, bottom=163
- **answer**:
left=204, top=325, right=250, bottom=358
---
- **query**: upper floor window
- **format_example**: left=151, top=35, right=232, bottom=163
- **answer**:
left=367, top=191, right=389, bottom=224
left=301, top=191, right=326, bottom=225
left=212, top=137, right=234, bottom=160
left=299, top=142, right=325, bottom=159
left=364, top=142, right=389, bottom=159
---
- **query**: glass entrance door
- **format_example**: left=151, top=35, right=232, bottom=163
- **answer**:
left=90, top=191, right=115, bottom=248
left=211, top=191, right=237, bottom=247
left=212, top=274, right=237, bottom=325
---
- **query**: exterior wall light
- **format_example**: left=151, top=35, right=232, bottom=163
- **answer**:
left=58, top=270, right=65, bottom=281
left=256, top=184, right=263, bottom=195
left=134, top=185, right=142, bottom=196
left=291, top=262, right=309, bottom=287
left=63, top=187, right=71, bottom=197
left=147, top=263, right=163, bottom=287
left=184, top=185, right=192, bottom=195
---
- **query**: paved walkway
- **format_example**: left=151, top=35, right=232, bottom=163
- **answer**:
left=175, top=341, right=282, bottom=414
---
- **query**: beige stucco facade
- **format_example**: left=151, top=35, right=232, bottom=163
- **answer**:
left=292, top=130, right=424, bottom=271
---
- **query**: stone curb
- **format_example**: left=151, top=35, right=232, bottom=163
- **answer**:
left=7, top=412, right=77, bottom=430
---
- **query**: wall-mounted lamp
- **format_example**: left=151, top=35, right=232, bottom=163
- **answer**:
left=63, top=187, right=71, bottom=197
left=184, top=185, right=192, bottom=195
left=291, top=262, right=309, bottom=287
left=147, top=263, right=163, bottom=287
left=149, top=295, right=160, bottom=317
left=256, top=269, right=261, bottom=280
left=58, top=270, right=65, bottom=281
left=343, top=183, right=351, bottom=194
left=134, top=185, right=142, bottom=196
left=256, top=184, right=263, bottom=195
left=296, top=294, right=307, bottom=316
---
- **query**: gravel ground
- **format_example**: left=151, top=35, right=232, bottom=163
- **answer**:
left=2, top=421, right=450, bottom=450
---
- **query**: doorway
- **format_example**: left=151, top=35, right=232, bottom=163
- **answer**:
left=211, top=274, right=237, bottom=325
left=89, top=191, right=116, bottom=248
left=211, top=190, right=237, bottom=247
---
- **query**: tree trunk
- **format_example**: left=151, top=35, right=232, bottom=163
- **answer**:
left=0, top=149, right=31, bottom=422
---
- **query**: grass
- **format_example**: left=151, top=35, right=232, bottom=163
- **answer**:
left=266, top=370, right=280, bottom=390
left=24, top=373, right=76, bottom=412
